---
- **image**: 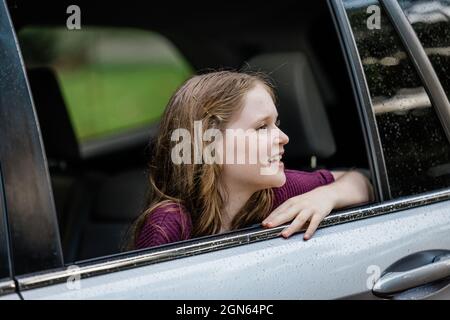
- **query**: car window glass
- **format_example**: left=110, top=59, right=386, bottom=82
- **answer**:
left=343, top=0, right=450, bottom=198
left=398, top=0, right=450, bottom=114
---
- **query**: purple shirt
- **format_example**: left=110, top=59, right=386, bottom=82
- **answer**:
left=136, top=169, right=334, bottom=249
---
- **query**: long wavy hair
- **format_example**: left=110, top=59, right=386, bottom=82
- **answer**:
left=125, top=70, right=276, bottom=250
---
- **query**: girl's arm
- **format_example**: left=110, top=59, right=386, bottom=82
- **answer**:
left=262, top=170, right=374, bottom=240
left=329, top=170, right=374, bottom=209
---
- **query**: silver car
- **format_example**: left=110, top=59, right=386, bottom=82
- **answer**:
left=1, top=0, right=450, bottom=300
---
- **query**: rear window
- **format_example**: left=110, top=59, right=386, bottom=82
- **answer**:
left=18, top=27, right=192, bottom=143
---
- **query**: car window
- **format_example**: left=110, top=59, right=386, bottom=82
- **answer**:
left=10, top=2, right=371, bottom=264
left=398, top=0, right=450, bottom=113
left=343, top=0, right=450, bottom=198
left=18, top=27, right=192, bottom=144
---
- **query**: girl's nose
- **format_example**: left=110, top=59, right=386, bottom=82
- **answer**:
left=274, top=127, right=289, bottom=145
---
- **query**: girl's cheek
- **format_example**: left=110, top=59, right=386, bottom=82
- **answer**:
left=254, top=133, right=268, bottom=164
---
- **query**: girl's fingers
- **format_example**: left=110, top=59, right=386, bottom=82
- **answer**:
left=262, top=202, right=292, bottom=225
left=281, top=210, right=313, bottom=238
left=263, top=204, right=302, bottom=227
left=303, top=215, right=323, bottom=240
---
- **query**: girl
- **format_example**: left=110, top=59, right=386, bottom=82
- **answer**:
left=127, top=71, right=373, bottom=250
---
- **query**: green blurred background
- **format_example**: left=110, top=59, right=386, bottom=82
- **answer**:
left=19, top=27, right=192, bottom=143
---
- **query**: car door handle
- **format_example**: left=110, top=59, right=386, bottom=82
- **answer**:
left=373, top=253, right=450, bottom=297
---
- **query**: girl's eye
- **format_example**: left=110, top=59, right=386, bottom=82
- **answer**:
left=257, top=124, right=268, bottom=131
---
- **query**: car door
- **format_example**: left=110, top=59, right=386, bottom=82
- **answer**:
left=5, top=0, right=450, bottom=300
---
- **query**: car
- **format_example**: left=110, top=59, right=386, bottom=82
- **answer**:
left=1, top=0, right=450, bottom=300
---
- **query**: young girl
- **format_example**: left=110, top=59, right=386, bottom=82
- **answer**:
left=127, top=71, right=373, bottom=250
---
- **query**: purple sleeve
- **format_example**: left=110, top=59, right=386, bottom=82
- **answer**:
left=135, top=204, right=192, bottom=249
left=271, top=169, right=335, bottom=210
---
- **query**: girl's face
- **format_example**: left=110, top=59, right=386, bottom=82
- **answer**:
left=221, top=84, right=289, bottom=192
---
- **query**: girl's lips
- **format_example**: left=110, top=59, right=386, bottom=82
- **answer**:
left=268, top=152, right=284, bottom=163
left=263, top=151, right=285, bottom=167
left=267, top=160, right=284, bottom=169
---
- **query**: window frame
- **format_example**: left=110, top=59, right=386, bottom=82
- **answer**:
left=0, top=0, right=63, bottom=276
left=329, top=0, right=391, bottom=201
left=6, top=0, right=450, bottom=293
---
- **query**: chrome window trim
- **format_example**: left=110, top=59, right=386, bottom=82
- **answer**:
left=16, top=187, right=450, bottom=291
left=0, top=279, right=16, bottom=296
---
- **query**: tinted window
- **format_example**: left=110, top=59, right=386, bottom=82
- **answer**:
left=343, top=0, right=450, bottom=197
left=398, top=0, right=450, bottom=111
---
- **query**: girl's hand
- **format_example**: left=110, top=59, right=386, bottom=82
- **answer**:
left=262, top=170, right=373, bottom=240
left=261, top=185, right=336, bottom=240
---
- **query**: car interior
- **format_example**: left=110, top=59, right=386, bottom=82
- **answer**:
left=8, top=1, right=370, bottom=263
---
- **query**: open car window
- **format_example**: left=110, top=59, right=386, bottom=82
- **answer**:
left=13, top=2, right=371, bottom=265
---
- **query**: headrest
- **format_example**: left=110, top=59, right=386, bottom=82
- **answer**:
left=27, top=67, right=80, bottom=163
left=244, top=52, right=336, bottom=162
